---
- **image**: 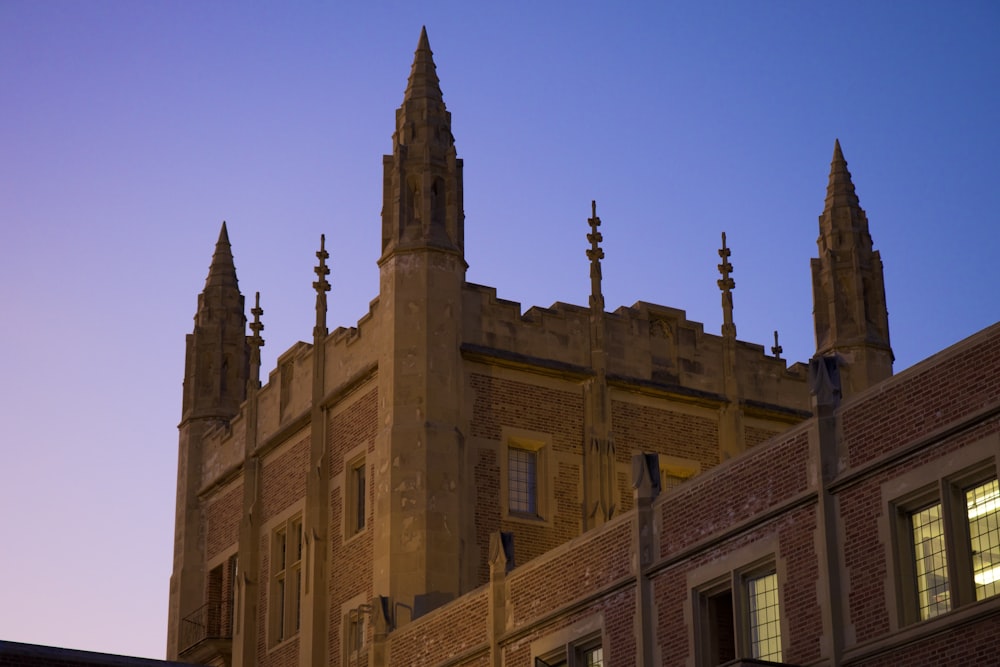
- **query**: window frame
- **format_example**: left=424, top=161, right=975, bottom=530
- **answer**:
left=529, top=615, right=604, bottom=667
left=500, top=428, right=552, bottom=525
left=891, top=460, right=999, bottom=625
left=534, top=632, right=604, bottom=666
left=269, top=512, right=303, bottom=646
left=346, top=454, right=367, bottom=538
left=693, top=557, right=784, bottom=666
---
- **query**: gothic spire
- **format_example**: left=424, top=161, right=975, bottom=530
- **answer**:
left=404, top=26, right=443, bottom=105
left=205, top=221, right=239, bottom=291
left=381, top=27, right=464, bottom=259
left=811, top=140, right=892, bottom=399
left=183, top=222, right=249, bottom=422
left=824, top=139, right=862, bottom=214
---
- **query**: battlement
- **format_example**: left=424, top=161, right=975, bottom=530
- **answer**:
left=462, top=283, right=809, bottom=411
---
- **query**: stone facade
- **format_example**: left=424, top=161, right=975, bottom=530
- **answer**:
left=162, top=29, right=1000, bottom=667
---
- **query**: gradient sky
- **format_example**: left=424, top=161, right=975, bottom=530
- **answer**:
left=1, top=1, right=997, bottom=659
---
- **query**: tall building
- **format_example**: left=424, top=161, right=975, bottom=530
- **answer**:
left=167, top=29, right=1000, bottom=667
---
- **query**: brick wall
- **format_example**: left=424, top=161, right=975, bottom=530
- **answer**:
left=842, top=325, right=1000, bottom=467
left=326, top=386, right=377, bottom=663
left=612, top=400, right=720, bottom=471
left=260, top=434, right=308, bottom=521
left=848, top=614, right=1000, bottom=666
left=206, top=480, right=242, bottom=562
left=507, top=518, right=632, bottom=627
left=470, top=373, right=584, bottom=583
left=660, top=429, right=810, bottom=557
left=388, top=588, right=489, bottom=665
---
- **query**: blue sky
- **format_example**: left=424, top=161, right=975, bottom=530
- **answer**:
left=1, top=1, right=997, bottom=658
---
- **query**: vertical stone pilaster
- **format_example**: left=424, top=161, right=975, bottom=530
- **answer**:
left=632, top=454, right=660, bottom=667
left=810, top=355, right=846, bottom=666
left=488, top=532, right=514, bottom=667
left=369, top=596, right=391, bottom=667
left=584, top=202, right=616, bottom=530
left=718, top=232, right=745, bottom=461
left=233, top=293, right=264, bottom=667
left=299, top=238, right=331, bottom=667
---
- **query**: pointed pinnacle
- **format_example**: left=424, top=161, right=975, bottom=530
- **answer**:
left=205, top=220, right=239, bottom=290
left=825, top=138, right=860, bottom=210
left=404, top=26, right=443, bottom=104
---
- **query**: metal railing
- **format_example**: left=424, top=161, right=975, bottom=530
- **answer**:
left=179, top=600, right=231, bottom=655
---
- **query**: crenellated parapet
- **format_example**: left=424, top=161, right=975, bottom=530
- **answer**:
left=461, top=284, right=809, bottom=414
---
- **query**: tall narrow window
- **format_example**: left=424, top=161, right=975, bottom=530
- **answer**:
left=347, top=456, right=367, bottom=537
left=911, top=503, right=950, bottom=620
left=509, top=446, right=538, bottom=515
left=966, top=478, right=1000, bottom=600
left=355, top=462, right=366, bottom=531
left=271, top=515, right=303, bottom=644
left=747, top=572, right=782, bottom=660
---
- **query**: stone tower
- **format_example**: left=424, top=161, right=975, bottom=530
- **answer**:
left=374, top=26, right=468, bottom=611
left=811, top=140, right=893, bottom=399
left=167, top=222, right=249, bottom=658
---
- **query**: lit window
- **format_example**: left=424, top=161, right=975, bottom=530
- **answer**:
left=696, top=564, right=783, bottom=665
left=894, top=470, right=1000, bottom=625
left=966, top=478, right=1000, bottom=600
left=911, top=503, right=950, bottom=619
left=509, top=446, right=538, bottom=516
left=271, top=515, right=303, bottom=643
left=747, top=572, right=782, bottom=660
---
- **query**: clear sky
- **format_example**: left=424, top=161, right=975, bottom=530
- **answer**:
left=1, top=1, right=997, bottom=659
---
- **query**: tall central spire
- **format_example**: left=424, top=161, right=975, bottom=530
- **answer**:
left=381, top=27, right=465, bottom=260
left=811, top=140, right=892, bottom=399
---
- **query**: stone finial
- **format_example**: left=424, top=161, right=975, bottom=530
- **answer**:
left=248, top=291, right=265, bottom=388
left=717, top=232, right=736, bottom=339
left=771, top=330, right=782, bottom=359
left=313, top=234, right=330, bottom=340
left=586, top=200, right=605, bottom=312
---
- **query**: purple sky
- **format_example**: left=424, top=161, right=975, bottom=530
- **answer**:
left=1, top=2, right=997, bottom=659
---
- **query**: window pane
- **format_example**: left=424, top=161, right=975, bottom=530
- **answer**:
left=509, top=447, right=537, bottom=515
left=966, top=478, right=1000, bottom=601
left=582, top=646, right=603, bottom=666
left=911, top=503, right=951, bottom=619
left=747, top=572, right=782, bottom=661
left=277, top=528, right=287, bottom=571
left=357, top=463, right=367, bottom=531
